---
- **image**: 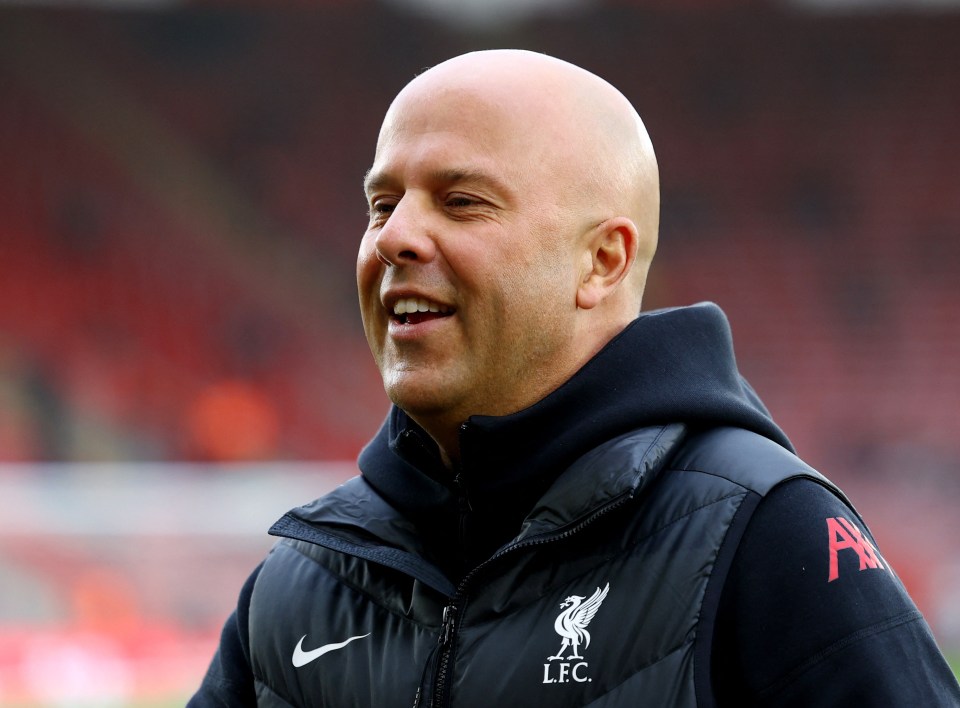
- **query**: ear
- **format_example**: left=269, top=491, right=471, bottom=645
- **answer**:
left=576, top=217, right=639, bottom=310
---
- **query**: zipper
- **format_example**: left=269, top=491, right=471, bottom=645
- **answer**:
left=431, top=465, right=468, bottom=708
left=412, top=602, right=458, bottom=708
left=424, top=488, right=636, bottom=707
left=431, top=603, right=459, bottom=705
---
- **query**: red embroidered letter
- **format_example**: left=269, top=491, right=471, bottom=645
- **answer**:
left=826, top=517, right=884, bottom=582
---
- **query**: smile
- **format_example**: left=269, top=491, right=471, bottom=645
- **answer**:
left=391, top=297, right=454, bottom=325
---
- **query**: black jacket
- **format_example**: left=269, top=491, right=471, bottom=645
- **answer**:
left=190, top=303, right=960, bottom=706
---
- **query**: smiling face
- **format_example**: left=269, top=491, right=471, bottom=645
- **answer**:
left=357, top=51, right=659, bottom=460
left=358, top=89, right=584, bottom=444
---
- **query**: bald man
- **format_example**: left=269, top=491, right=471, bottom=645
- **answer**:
left=190, top=51, right=960, bottom=707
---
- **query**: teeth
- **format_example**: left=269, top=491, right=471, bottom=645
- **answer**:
left=393, top=297, right=451, bottom=316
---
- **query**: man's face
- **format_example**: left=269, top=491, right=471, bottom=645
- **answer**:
left=357, top=84, right=585, bottom=431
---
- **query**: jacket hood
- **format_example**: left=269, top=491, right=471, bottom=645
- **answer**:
left=357, top=302, right=790, bottom=576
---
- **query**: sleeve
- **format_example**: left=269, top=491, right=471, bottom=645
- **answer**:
left=187, top=562, right=263, bottom=708
left=712, top=478, right=960, bottom=707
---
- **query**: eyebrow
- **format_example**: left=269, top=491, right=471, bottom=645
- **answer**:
left=362, top=168, right=391, bottom=197
left=363, top=166, right=511, bottom=199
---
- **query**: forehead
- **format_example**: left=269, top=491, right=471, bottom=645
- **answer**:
left=367, top=82, right=548, bottom=189
left=383, top=72, right=521, bottom=139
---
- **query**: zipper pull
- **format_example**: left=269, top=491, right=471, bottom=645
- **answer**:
left=413, top=604, right=458, bottom=708
left=439, top=603, right=457, bottom=646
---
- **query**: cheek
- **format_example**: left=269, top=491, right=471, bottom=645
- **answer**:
left=356, top=236, right=381, bottom=299
left=356, top=239, right=386, bottom=346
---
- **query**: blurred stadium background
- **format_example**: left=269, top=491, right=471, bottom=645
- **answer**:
left=1, top=0, right=958, bottom=703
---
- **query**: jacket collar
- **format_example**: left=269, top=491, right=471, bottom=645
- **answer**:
left=360, top=302, right=790, bottom=507
left=277, top=422, right=685, bottom=595
left=518, top=423, right=686, bottom=540
left=357, top=302, right=790, bottom=573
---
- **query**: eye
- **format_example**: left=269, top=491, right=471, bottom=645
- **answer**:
left=441, top=192, right=499, bottom=222
left=444, top=193, right=483, bottom=210
left=367, top=198, right=397, bottom=223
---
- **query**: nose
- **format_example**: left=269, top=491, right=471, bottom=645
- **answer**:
left=374, top=195, right=437, bottom=267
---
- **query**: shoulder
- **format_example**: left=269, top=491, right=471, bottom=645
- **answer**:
left=729, top=478, right=894, bottom=605
left=713, top=478, right=960, bottom=705
left=272, top=475, right=397, bottom=532
left=671, top=427, right=834, bottom=498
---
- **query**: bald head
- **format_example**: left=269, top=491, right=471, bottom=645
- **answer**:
left=379, top=49, right=660, bottom=306
left=359, top=51, right=662, bottom=457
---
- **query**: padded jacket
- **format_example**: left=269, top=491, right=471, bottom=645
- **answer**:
left=190, top=304, right=960, bottom=706
left=250, top=424, right=843, bottom=706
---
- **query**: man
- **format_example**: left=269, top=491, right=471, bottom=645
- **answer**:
left=190, top=50, right=960, bottom=706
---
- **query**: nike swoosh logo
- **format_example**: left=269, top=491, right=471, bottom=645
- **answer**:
left=292, top=633, right=371, bottom=668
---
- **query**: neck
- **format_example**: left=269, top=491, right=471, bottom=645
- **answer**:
left=401, top=411, right=460, bottom=469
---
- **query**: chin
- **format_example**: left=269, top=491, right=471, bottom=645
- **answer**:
left=385, top=379, right=454, bottom=418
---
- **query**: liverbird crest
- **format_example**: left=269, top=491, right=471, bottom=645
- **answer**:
left=547, top=582, right=610, bottom=661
